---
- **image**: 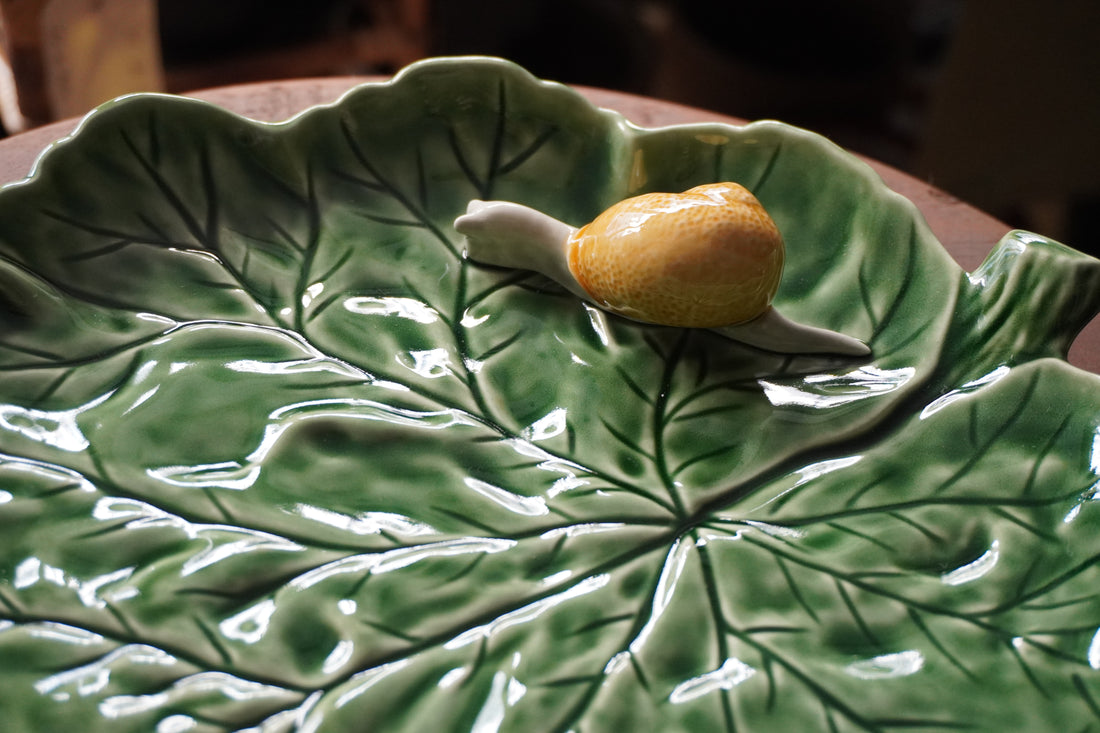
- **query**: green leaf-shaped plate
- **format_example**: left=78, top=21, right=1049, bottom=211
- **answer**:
left=1, top=57, right=1099, bottom=731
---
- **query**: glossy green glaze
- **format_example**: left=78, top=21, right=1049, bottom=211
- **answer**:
left=1, top=57, right=1099, bottom=731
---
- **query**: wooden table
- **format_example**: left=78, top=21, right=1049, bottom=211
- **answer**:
left=2, top=77, right=1096, bottom=374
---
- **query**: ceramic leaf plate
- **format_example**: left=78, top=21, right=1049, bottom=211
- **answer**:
left=1, top=57, right=1099, bottom=732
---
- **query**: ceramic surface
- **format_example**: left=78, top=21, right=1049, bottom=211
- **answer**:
left=1, top=57, right=1099, bottom=731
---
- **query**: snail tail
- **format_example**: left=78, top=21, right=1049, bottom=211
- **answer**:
left=714, top=308, right=871, bottom=357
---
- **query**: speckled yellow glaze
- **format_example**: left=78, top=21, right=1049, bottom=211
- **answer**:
left=566, top=183, right=784, bottom=327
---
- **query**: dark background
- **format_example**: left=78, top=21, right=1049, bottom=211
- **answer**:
left=89, top=0, right=1100, bottom=257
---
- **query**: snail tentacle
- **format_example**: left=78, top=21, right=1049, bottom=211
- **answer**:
left=455, top=200, right=586, bottom=299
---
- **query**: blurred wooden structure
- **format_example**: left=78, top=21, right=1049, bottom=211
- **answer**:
left=0, top=0, right=428, bottom=133
left=161, top=0, right=429, bottom=94
left=913, top=0, right=1100, bottom=237
left=0, top=0, right=163, bottom=132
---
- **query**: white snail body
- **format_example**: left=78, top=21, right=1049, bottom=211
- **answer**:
left=454, top=183, right=869, bottom=356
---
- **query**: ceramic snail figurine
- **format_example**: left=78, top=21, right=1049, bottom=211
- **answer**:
left=454, top=182, right=869, bottom=356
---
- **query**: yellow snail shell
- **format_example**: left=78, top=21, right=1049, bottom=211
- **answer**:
left=567, top=183, right=783, bottom=327
left=454, top=183, right=869, bottom=357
